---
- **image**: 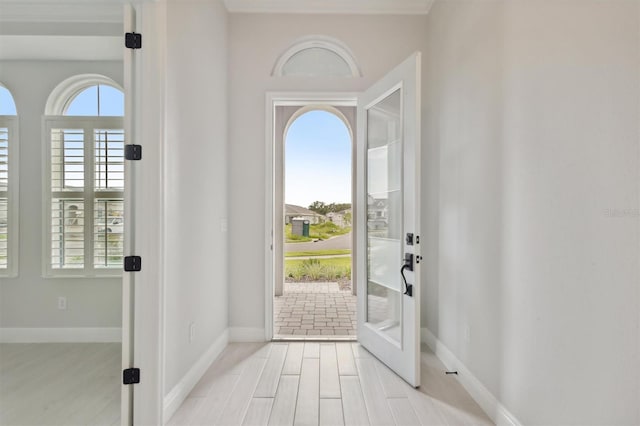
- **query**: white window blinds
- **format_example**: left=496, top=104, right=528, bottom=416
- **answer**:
left=0, top=117, right=17, bottom=276
left=45, top=117, right=124, bottom=276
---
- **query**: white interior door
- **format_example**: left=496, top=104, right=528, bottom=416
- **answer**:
left=356, top=52, right=421, bottom=387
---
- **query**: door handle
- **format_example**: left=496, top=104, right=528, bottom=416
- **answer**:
left=401, top=253, right=413, bottom=297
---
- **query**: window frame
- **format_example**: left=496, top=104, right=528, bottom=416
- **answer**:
left=42, top=115, right=124, bottom=278
left=0, top=116, right=19, bottom=277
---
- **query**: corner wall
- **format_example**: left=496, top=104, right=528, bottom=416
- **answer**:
left=422, top=1, right=640, bottom=423
left=162, top=0, right=230, bottom=401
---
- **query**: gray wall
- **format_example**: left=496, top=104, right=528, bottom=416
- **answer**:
left=163, top=0, right=230, bottom=394
left=0, top=60, right=123, bottom=330
left=422, top=1, right=640, bottom=423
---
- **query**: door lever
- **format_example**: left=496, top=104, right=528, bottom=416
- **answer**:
left=401, top=253, right=413, bottom=297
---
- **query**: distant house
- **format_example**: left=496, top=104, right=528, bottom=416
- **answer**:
left=367, top=196, right=387, bottom=229
left=285, top=204, right=325, bottom=225
left=326, top=209, right=351, bottom=228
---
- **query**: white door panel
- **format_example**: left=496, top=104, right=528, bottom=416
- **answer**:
left=356, top=52, right=421, bottom=387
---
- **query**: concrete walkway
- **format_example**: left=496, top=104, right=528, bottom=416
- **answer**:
left=274, top=281, right=356, bottom=337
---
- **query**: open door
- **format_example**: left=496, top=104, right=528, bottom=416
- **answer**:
left=356, top=52, right=421, bottom=387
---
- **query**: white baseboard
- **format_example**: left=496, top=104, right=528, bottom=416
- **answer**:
left=421, top=328, right=521, bottom=426
left=0, top=327, right=121, bottom=343
left=163, top=329, right=229, bottom=423
left=229, top=327, right=266, bottom=342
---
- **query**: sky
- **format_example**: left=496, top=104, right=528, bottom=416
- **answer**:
left=285, top=110, right=351, bottom=208
left=0, top=86, right=17, bottom=115
left=65, top=85, right=124, bottom=116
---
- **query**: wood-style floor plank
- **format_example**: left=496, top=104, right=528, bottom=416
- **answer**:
left=268, top=375, right=300, bottom=426
left=319, top=398, right=345, bottom=426
left=243, top=398, right=275, bottom=426
left=355, top=358, right=394, bottom=426
left=217, top=356, right=267, bottom=426
left=373, top=358, right=409, bottom=398
left=340, top=376, right=370, bottom=426
left=303, top=342, right=320, bottom=358
left=254, top=344, right=288, bottom=397
left=387, top=398, right=420, bottom=426
left=320, top=344, right=341, bottom=398
left=282, top=342, right=304, bottom=375
left=191, top=374, right=241, bottom=425
left=336, top=343, right=357, bottom=376
left=294, top=358, right=320, bottom=426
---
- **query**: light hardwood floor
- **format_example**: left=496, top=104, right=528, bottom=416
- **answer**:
left=168, top=342, right=493, bottom=426
left=0, top=343, right=121, bottom=426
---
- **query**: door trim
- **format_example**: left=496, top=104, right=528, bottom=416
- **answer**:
left=264, top=92, right=357, bottom=341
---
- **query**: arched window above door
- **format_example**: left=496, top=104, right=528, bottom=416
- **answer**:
left=272, top=35, right=362, bottom=78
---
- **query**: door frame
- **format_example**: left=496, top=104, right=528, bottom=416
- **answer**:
left=123, top=2, right=166, bottom=425
left=264, top=92, right=357, bottom=341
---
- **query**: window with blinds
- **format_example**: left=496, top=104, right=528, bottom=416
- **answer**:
left=45, top=118, right=124, bottom=276
left=0, top=126, right=8, bottom=270
left=0, top=117, right=17, bottom=276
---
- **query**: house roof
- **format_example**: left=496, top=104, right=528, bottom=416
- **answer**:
left=285, top=204, right=323, bottom=217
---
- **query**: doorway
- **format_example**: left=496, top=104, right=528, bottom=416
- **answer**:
left=265, top=94, right=358, bottom=341
left=278, top=109, right=354, bottom=338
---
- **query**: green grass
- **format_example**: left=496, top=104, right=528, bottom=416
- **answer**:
left=285, top=222, right=351, bottom=243
left=285, top=249, right=351, bottom=257
left=285, top=257, right=351, bottom=281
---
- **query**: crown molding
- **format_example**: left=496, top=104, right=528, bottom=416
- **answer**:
left=224, top=0, right=435, bottom=15
left=0, top=0, right=124, bottom=23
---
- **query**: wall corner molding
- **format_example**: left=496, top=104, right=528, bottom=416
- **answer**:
left=421, top=328, right=522, bottom=426
left=163, top=329, right=230, bottom=422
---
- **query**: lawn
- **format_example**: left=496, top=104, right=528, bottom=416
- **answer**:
left=285, top=222, right=351, bottom=243
left=285, top=257, right=351, bottom=281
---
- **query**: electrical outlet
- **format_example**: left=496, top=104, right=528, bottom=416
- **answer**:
left=189, top=322, right=196, bottom=343
left=220, top=218, right=228, bottom=233
left=58, top=296, right=67, bottom=310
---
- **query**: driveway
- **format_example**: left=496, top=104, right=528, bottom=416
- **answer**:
left=285, top=232, right=352, bottom=252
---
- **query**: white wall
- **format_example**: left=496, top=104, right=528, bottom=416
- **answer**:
left=422, top=1, right=640, bottom=424
left=228, top=12, right=429, bottom=333
left=0, top=59, right=123, bottom=333
left=163, top=0, right=229, bottom=395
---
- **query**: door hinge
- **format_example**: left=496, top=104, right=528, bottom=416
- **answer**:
left=125, top=32, right=142, bottom=49
left=125, top=144, right=142, bottom=160
left=124, top=256, right=142, bottom=272
left=123, top=368, right=140, bottom=385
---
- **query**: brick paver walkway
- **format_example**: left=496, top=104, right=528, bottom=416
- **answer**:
left=274, top=282, right=356, bottom=337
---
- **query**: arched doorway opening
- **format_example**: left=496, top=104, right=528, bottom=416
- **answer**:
left=274, top=107, right=356, bottom=339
